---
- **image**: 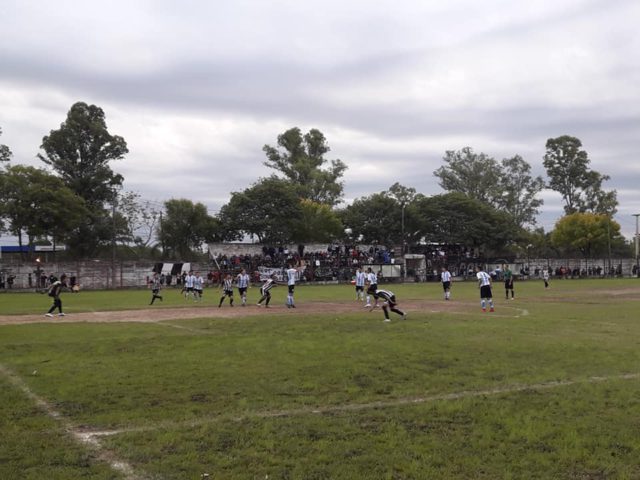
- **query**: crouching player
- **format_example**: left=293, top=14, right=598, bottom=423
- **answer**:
left=256, top=274, right=277, bottom=308
left=373, top=288, right=406, bottom=322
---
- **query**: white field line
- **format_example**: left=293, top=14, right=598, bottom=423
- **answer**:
left=79, top=372, right=639, bottom=439
left=0, top=364, right=143, bottom=480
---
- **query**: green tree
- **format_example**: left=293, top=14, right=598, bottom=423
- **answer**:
left=0, top=165, right=87, bottom=256
left=551, top=212, right=621, bottom=258
left=341, top=193, right=400, bottom=246
left=158, top=199, right=214, bottom=259
left=433, top=147, right=503, bottom=205
left=434, top=148, right=544, bottom=227
left=499, top=155, right=544, bottom=227
left=0, top=127, right=12, bottom=163
left=341, top=184, right=423, bottom=247
left=263, top=127, right=347, bottom=206
left=218, top=177, right=302, bottom=243
left=415, top=192, right=519, bottom=256
left=543, top=135, right=617, bottom=215
left=292, top=199, right=343, bottom=244
left=38, top=102, right=128, bottom=256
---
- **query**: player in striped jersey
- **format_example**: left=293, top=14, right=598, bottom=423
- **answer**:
left=236, top=269, right=251, bottom=306
left=256, top=274, right=277, bottom=308
left=218, top=273, right=234, bottom=307
left=373, top=288, right=406, bottom=322
left=148, top=272, right=163, bottom=305
left=354, top=267, right=366, bottom=302
left=184, top=271, right=196, bottom=300
left=475, top=266, right=495, bottom=312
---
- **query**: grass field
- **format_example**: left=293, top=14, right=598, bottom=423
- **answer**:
left=1, top=279, right=639, bottom=479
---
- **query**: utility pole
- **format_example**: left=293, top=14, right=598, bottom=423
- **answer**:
left=112, top=195, right=117, bottom=289
left=634, top=214, right=640, bottom=278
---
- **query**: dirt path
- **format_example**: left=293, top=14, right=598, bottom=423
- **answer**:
left=0, top=299, right=477, bottom=326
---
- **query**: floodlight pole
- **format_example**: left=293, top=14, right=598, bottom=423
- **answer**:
left=634, top=214, right=640, bottom=278
left=401, top=203, right=406, bottom=281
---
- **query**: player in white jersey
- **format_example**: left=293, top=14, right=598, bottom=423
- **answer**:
left=184, top=271, right=196, bottom=300
left=365, top=267, right=378, bottom=308
left=218, top=273, right=234, bottom=307
left=475, top=266, right=494, bottom=312
left=441, top=266, right=452, bottom=300
left=236, top=269, right=251, bottom=306
left=286, top=264, right=297, bottom=308
left=354, top=267, right=366, bottom=302
left=193, top=271, right=204, bottom=301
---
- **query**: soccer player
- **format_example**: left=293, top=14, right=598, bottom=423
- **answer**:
left=286, top=264, right=297, bottom=308
left=44, top=274, right=67, bottom=317
left=441, top=266, right=452, bottom=300
left=354, top=267, right=366, bottom=302
left=149, top=272, right=163, bottom=305
left=256, top=274, right=277, bottom=308
left=183, top=271, right=195, bottom=300
left=504, top=265, right=515, bottom=300
left=476, top=266, right=495, bottom=312
left=365, top=267, right=378, bottom=308
left=542, top=269, right=550, bottom=289
left=236, top=269, right=251, bottom=306
left=373, top=287, right=406, bottom=322
left=218, top=273, right=234, bottom=307
left=193, top=271, right=204, bottom=302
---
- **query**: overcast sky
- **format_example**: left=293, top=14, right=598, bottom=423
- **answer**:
left=1, top=0, right=639, bottom=240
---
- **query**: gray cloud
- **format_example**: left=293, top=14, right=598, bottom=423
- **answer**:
left=1, top=0, right=639, bottom=240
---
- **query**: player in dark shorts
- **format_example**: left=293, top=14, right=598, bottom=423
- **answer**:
left=365, top=267, right=378, bottom=307
left=504, top=266, right=514, bottom=300
left=256, top=275, right=277, bottom=308
left=441, top=266, right=452, bottom=300
left=218, top=273, right=234, bottom=307
left=476, top=266, right=495, bottom=312
left=236, top=269, right=250, bottom=306
left=372, top=288, right=406, bottom=322
left=44, top=274, right=68, bottom=317
left=149, top=272, right=163, bottom=305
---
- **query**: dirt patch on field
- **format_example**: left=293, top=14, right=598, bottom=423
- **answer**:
left=0, top=299, right=475, bottom=326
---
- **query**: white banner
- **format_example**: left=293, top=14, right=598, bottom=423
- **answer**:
left=258, top=266, right=306, bottom=282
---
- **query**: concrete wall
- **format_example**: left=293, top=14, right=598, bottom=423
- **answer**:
left=0, top=261, right=210, bottom=290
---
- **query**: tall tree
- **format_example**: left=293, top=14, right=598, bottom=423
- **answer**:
left=291, top=199, right=343, bottom=244
left=0, top=127, right=12, bottom=163
left=543, top=135, right=617, bottom=215
left=158, top=199, right=214, bottom=259
left=341, top=193, right=401, bottom=246
left=218, top=177, right=302, bottom=243
left=116, top=191, right=161, bottom=248
left=38, top=102, right=128, bottom=256
left=263, top=127, right=347, bottom=206
left=499, top=155, right=544, bottom=227
left=341, top=184, right=423, bottom=247
left=434, top=148, right=544, bottom=228
left=415, top=192, right=519, bottom=255
left=433, top=147, right=503, bottom=205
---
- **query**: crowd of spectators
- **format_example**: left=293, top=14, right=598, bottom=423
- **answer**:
left=208, top=245, right=398, bottom=283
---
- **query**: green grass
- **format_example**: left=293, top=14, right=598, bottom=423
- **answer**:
left=1, top=279, right=639, bottom=479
